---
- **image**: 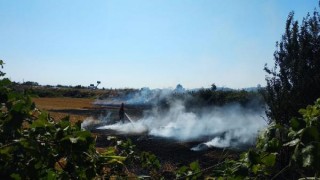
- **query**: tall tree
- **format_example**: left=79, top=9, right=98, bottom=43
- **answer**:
left=264, top=10, right=320, bottom=125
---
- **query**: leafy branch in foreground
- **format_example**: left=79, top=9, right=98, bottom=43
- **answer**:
left=209, top=98, right=320, bottom=179
left=0, top=63, right=126, bottom=179
left=0, top=61, right=182, bottom=179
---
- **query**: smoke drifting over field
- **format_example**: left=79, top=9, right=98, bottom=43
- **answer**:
left=94, top=86, right=186, bottom=106
left=97, top=99, right=266, bottom=150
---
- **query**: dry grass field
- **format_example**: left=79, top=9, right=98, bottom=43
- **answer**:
left=32, top=97, right=95, bottom=123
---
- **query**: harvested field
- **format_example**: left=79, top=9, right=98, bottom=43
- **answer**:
left=32, top=97, right=144, bottom=122
left=32, top=97, right=94, bottom=110
left=32, top=97, right=95, bottom=123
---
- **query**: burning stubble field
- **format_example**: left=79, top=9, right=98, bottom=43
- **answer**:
left=32, top=88, right=266, bottom=173
left=32, top=97, right=234, bottom=169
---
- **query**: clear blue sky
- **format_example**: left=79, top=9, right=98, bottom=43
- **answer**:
left=0, top=0, right=318, bottom=89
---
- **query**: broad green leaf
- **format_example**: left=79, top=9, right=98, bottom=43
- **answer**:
left=302, top=154, right=312, bottom=167
left=190, top=161, right=200, bottom=171
left=69, top=137, right=78, bottom=144
left=302, top=127, right=319, bottom=142
left=107, top=158, right=125, bottom=165
left=291, top=144, right=300, bottom=162
left=47, top=170, right=57, bottom=180
left=31, top=118, right=47, bottom=128
left=100, top=147, right=116, bottom=156
left=290, top=117, right=306, bottom=131
left=247, top=150, right=260, bottom=164
left=302, top=145, right=314, bottom=167
left=177, top=166, right=188, bottom=173
left=251, top=164, right=260, bottom=174
left=288, top=129, right=297, bottom=138
left=266, top=138, right=280, bottom=151
left=35, top=161, right=42, bottom=169
left=10, top=173, right=21, bottom=180
left=290, top=118, right=300, bottom=130
left=231, top=164, right=248, bottom=177
left=74, top=131, right=91, bottom=139
left=0, top=146, right=12, bottom=155
left=284, top=138, right=300, bottom=147
left=105, top=155, right=126, bottom=161
left=63, top=125, right=69, bottom=131
left=261, top=153, right=276, bottom=167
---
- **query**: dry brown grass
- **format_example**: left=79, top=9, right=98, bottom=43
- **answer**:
left=32, top=97, right=95, bottom=123
left=32, top=97, right=94, bottom=110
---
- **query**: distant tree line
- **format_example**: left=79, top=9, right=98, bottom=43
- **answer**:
left=11, top=82, right=137, bottom=99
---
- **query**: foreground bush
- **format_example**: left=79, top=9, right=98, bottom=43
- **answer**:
left=0, top=61, right=203, bottom=179
left=210, top=98, right=320, bottom=179
left=0, top=61, right=127, bottom=179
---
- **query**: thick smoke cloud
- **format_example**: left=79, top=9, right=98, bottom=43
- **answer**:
left=97, top=100, right=267, bottom=150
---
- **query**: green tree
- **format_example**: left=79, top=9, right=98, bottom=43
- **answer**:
left=209, top=3, right=320, bottom=180
left=211, top=83, right=217, bottom=91
left=262, top=5, right=320, bottom=178
left=0, top=60, right=5, bottom=77
left=264, top=10, right=320, bottom=126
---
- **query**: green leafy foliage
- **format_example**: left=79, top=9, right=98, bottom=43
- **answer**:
left=286, top=99, right=320, bottom=173
left=263, top=8, right=320, bottom=126
left=1, top=61, right=201, bottom=179
left=222, top=3, right=320, bottom=179
left=0, top=63, right=126, bottom=179
left=176, top=161, right=202, bottom=180
left=210, top=98, right=320, bottom=179
left=140, top=152, right=161, bottom=171
left=106, top=137, right=164, bottom=178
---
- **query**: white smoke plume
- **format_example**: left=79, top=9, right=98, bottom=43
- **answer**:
left=95, top=86, right=185, bottom=106
left=81, top=118, right=98, bottom=130
left=97, top=100, right=267, bottom=150
left=81, top=112, right=113, bottom=130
